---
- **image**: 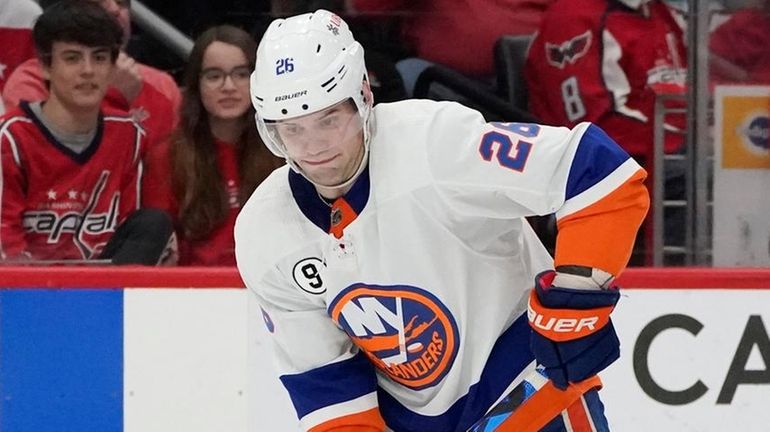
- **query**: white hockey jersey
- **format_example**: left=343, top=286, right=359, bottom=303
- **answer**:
left=235, top=100, right=648, bottom=432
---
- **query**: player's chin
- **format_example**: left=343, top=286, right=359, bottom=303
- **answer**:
left=305, top=169, right=344, bottom=188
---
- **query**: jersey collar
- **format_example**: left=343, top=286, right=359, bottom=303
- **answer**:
left=288, top=166, right=370, bottom=234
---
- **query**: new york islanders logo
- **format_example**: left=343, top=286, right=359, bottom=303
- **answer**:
left=329, top=284, right=459, bottom=390
left=546, top=31, right=592, bottom=69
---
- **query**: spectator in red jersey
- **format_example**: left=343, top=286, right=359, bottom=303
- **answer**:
left=524, top=0, right=688, bottom=265
left=142, top=25, right=283, bottom=266
left=0, top=0, right=41, bottom=108
left=1, top=0, right=181, bottom=150
left=710, top=0, right=770, bottom=84
left=346, top=0, right=554, bottom=96
left=0, top=0, right=173, bottom=264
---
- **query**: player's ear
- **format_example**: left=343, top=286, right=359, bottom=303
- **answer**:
left=362, top=80, right=374, bottom=108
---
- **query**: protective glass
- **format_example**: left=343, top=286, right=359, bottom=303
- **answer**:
left=262, top=99, right=364, bottom=155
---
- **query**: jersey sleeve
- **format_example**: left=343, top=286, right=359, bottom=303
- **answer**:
left=235, top=220, right=385, bottom=431
left=426, top=103, right=648, bottom=276
left=0, top=122, right=29, bottom=259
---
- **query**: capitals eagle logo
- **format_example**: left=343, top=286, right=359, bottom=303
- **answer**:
left=545, top=31, right=592, bottom=69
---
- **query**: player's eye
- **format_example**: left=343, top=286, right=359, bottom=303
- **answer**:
left=318, top=115, right=340, bottom=129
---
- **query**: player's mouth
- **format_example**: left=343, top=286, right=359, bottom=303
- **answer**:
left=303, top=155, right=338, bottom=166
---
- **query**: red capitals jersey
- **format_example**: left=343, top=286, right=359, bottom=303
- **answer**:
left=525, top=0, right=686, bottom=161
left=142, top=137, right=241, bottom=266
left=0, top=103, right=145, bottom=261
left=0, top=0, right=41, bottom=95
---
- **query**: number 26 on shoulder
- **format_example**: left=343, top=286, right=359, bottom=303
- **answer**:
left=478, top=122, right=539, bottom=172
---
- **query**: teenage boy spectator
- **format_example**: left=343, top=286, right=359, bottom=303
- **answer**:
left=2, top=0, right=181, bottom=149
left=0, top=0, right=172, bottom=264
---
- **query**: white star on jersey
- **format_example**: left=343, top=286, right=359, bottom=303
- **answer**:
left=47, top=189, right=57, bottom=200
left=68, top=190, right=78, bottom=199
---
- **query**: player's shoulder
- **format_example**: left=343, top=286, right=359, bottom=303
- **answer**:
left=373, top=99, right=483, bottom=127
left=236, top=165, right=294, bottom=240
left=235, top=165, right=313, bottom=282
left=371, top=99, right=486, bottom=152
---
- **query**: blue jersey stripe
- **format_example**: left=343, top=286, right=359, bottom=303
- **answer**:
left=280, top=350, right=378, bottom=419
left=378, top=314, right=534, bottom=432
left=566, top=124, right=630, bottom=200
left=0, top=289, right=124, bottom=432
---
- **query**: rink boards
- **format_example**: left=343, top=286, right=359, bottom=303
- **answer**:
left=0, top=267, right=768, bottom=432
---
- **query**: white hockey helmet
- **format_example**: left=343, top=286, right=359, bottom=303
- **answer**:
left=250, top=9, right=372, bottom=180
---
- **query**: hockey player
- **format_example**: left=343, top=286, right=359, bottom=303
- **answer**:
left=0, top=1, right=172, bottom=264
left=235, top=9, right=649, bottom=432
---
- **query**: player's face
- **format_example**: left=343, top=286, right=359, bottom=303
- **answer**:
left=43, top=42, right=114, bottom=112
left=273, top=100, right=365, bottom=188
left=199, top=41, right=252, bottom=123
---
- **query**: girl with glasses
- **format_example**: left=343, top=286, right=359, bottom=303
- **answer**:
left=143, top=25, right=283, bottom=266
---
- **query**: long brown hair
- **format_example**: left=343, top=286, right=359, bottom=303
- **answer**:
left=171, top=25, right=283, bottom=240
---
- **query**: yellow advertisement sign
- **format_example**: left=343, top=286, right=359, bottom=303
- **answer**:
left=721, top=95, right=770, bottom=169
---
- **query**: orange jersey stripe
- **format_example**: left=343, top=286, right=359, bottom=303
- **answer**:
left=495, top=376, right=602, bottom=431
left=555, top=168, right=649, bottom=276
left=308, top=407, right=385, bottom=432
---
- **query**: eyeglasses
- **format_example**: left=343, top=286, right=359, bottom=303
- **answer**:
left=200, top=66, right=251, bottom=89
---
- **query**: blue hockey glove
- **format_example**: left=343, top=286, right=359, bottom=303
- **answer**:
left=527, top=270, right=621, bottom=390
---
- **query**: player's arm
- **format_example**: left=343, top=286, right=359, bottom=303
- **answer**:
left=0, top=126, right=31, bottom=260
left=529, top=124, right=648, bottom=389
